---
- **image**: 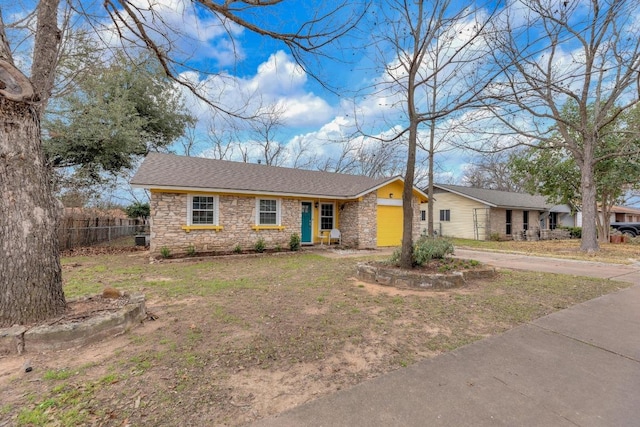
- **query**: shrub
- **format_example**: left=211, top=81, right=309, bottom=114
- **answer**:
left=489, top=232, right=501, bottom=241
left=160, top=246, right=171, bottom=259
left=254, top=238, right=266, bottom=253
left=413, top=236, right=454, bottom=265
left=289, top=233, right=301, bottom=251
left=186, top=245, right=196, bottom=256
left=233, top=244, right=242, bottom=254
left=559, top=226, right=582, bottom=239
left=388, top=237, right=454, bottom=267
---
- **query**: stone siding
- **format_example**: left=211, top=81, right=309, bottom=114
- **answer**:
left=489, top=208, right=542, bottom=240
left=411, top=196, right=422, bottom=241
left=340, top=193, right=377, bottom=248
left=150, top=190, right=422, bottom=256
left=150, top=192, right=300, bottom=257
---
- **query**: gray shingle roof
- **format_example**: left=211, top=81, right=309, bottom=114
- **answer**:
left=131, top=153, right=417, bottom=199
left=433, top=183, right=553, bottom=210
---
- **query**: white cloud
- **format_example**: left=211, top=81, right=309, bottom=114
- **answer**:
left=183, top=51, right=333, bottom=128
left=98, top=0, right=245, bottom=66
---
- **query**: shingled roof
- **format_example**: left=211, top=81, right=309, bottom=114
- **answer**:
left=131, top=153, right=426, bottom=199
left=433, top=183, right=553, bottom=210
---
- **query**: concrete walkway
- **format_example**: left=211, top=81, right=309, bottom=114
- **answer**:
left=252, top=251, right=640, bottom=426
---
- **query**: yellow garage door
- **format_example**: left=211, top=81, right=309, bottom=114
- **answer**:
left=377, top=205, right=403, bottom=247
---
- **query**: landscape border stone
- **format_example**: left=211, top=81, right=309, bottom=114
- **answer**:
left=356, top=261, right=496, bottom=291
left=0, top=294, right=146, bottom=356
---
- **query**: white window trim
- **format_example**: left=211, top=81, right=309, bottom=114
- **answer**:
left=255, top=197, right=281, bottom=226
left=187, top=194, right=219, bottom=226
left=319, top=202, right=335, bottom=231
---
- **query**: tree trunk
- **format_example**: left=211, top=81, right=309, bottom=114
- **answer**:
left=427, top=118, right=436, bottom=237
left=0, top=73, right=66, bottom=326
left=579, top=143, right=599, bottom=253
left=400, top=119, right=418, bottom=269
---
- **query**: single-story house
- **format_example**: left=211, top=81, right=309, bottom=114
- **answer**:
left=576, top=205, right=640, bottom=226
left=420, top=184, right=575, bottom=240
left=609, top=205, right=640, bottom=222
left=131, top=153, right=428, bottom=257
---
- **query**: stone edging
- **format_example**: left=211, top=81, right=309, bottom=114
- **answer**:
left=0, top=294, right=146, bottom=356
left=356, top=262, right=496, bottom=291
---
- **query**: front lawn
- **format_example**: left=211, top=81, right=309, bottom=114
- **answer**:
left=0, top=249, right=630, bottom=426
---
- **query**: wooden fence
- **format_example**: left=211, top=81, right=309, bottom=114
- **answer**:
left=57, top=215, right=145, bottom=250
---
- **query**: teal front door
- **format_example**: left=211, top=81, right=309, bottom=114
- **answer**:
left=301, top=202, right=312, bottom=244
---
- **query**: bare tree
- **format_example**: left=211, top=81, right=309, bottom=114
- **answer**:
left=482, top=0, right=640, bottom=252
left=247, top=102, right=287, bottom=166
left=0, top=0, right=365, bottom=326
left=461, top=150, right=527, bottom=192
left=364, top=0, right=498, bottom=268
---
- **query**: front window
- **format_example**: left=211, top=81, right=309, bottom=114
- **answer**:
left=189, top=195, right=218, bottom=225
left=439, top=209, right=450, bottom=222
left=257, top=198, right=279, bottom=225
left=523, top=211, right=529, bottom=231
left=421, top=210, right=426, bottom=221
left=320, top=203, right=334, bottom=230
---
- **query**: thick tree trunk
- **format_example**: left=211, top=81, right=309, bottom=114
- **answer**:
left=579, top=144, right=599, bottom=253
left=0, top=90, right=65, bottom=327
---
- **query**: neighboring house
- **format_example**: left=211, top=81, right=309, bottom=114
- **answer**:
left=575, top=205, right=640, bottom=227
left=420, top=184, right=575, bottom=240
left=610, top=205, right=640, bottom=222
left=131, top=153, right=428, bottom=257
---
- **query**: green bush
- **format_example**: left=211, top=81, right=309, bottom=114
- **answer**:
left=289, top=233, right=301, bottom=251
left=559, top=226, right=582, bottom=238
left=233, top=244, right=242, bottom=254
left=186, top=245, right=196, bottom=256
left=160, top=246, right=171, bottom=258
left=388, top=237, right=454, bottom=267
left=254, top=238, right=266, bottom=253
left=413, top=236, right=454, bottom=265
left=489, top=232, right=501, bottom=241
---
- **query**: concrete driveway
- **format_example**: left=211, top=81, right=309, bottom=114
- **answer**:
left=454, top=248, right=640, bottom=284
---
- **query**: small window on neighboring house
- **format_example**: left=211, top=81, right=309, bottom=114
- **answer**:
left=189, top=195, right=218, bottom=225
left=320, top=203, right=334, bottom=230
left=421, top=210, right=426, bottom=221
left=257, top=198, right=280, bottom=225
left=506, top=209, right=512, bottom=235
left=523, top=211, right=529, bottom=231
left=439, top=209, right=450, bottom=222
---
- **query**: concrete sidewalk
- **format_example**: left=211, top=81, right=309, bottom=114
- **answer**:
left=252, top=253, right=640, bottom=427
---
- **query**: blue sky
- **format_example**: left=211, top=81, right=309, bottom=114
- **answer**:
left=3, top=1, right=492, bottom=185
left=4, top=0, right=640, bottom=205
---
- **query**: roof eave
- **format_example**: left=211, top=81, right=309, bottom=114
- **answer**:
left=131, top=184, right=363, bottom=200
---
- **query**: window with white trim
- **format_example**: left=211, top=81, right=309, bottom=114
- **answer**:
left=420, top=210, right=426, bottom=221
left=320, top=203, right=334, bottom=230
left=188, top=195, right=218, bottom=225
left=256, top=198, right=280, bottom=225
left=439, top=209, right=451, bottom=222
